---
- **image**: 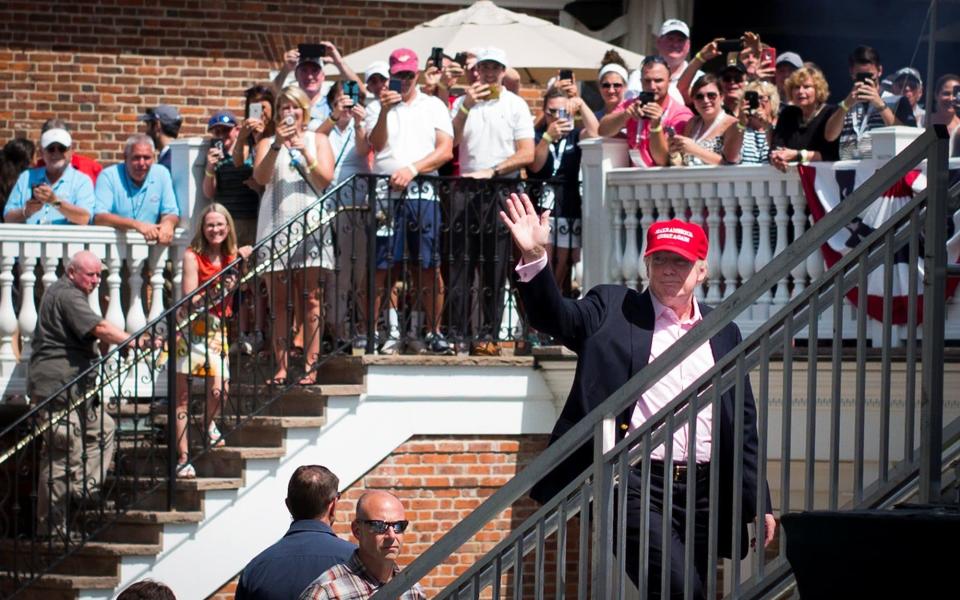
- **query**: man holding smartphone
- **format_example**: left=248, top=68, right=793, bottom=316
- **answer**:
left=273, top=41, right=364, bottom=133
left=824, top=46, right=915, bottom=160
left=626, top=19, right=701, bottom=106
left=599, top=55, right=693, bottom=168
left=364, top=48, right=455, bottom=355
left=4, top=127, right=95, bottom=226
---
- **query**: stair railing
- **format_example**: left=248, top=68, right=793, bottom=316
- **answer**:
left=370, top=126, right=955, bottom=599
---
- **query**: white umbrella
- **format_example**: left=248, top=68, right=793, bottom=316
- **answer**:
left=331, top=0, right=645, bottom=84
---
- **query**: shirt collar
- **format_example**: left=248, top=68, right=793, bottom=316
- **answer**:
left=285, top=518, right=336, bottom=536
left=649, top=291, right=701, bottom=325
left=347, top=549, right=401, bottom=587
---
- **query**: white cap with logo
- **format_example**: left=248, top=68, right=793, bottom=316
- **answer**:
left=476, top=47, right=509, bottom=69
left=365, top=61, right=390, bottom=82
left=659, top=19, right=690, bottom=38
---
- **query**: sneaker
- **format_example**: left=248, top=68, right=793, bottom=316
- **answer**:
left=208, top=423, right=225, bottom=448
left=177, top=462, right=197, bottom=478
left=469, top=340, right=502, bottom=357
left=237, top=333, right=255, bottom=356
left=425, top=332, right=455, bottom=356
left=380, top=333, right=401, bottom=355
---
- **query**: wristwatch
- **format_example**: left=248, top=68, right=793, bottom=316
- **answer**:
left=492, top=166, right=501, bottom=177
left=51, top=198, right=62, bottom=208
left=270, top=142, right=282, bottom=152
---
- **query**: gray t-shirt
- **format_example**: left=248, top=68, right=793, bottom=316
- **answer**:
left=28, top=275, right=102, bottom=400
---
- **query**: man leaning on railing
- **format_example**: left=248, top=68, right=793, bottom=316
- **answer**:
left=501, top=194, right=775, bottom=599
left=30, top=250, right=134, bottom=538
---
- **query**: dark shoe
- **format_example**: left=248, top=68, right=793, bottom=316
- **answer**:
left=425, top=333, right=454, bottom=356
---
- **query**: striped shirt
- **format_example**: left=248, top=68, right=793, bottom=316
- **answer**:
left=298, top=551, right=426, bottom=600
left=739, top=127, right=770, bottom=164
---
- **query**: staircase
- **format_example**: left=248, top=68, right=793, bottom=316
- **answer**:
left=365, top=127, right=959, bottom=599
left=0, top=358, right=365, bottom=599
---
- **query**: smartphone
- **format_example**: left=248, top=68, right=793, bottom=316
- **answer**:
left=248, top=103, right=263, bottom=120
left=664, top=126, right=676, bottom=137
left=344, top=80, right=360, bottom=104
left=716, top=39, right=742, bottom=54
left=745, top=90, right=760, bottom=110
left=556, top=107, right=570, bottom=122
left=487, top=83, right=501, bottom=101
left=389, top=79, right=403, bottom=93
left=298, top=43, right=326, bottom=59
left=430, top=47, right=445, bottom=69
left=761, top=46, right=776, bottom=66
left=637, top=91, right=655, bottom=106
left=454, top=52, right=468, bottom=68
left=953, top=85, right=960, bottom=108
left=559, top=69, right=573, bottom=81
left=855, top=72, right=874, bottom=85
left=212, top=139, right=226, bottom=155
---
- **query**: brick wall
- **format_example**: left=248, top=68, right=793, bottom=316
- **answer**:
left=0, top=1, right=555, bottom=164
left=209, top=433, right=586, bottom=599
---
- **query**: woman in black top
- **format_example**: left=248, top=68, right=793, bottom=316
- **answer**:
left=771, top=66, right=839, bottom=171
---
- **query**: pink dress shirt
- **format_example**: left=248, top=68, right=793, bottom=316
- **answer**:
left=516, top=255, right=715, bottom=463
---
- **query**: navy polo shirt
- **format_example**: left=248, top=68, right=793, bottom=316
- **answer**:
left=235, top=519, right=356, bottom=600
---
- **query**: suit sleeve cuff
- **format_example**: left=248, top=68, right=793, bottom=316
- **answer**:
left=515, top=254, right=548, bottom=283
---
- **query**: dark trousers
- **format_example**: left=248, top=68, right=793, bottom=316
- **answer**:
left=445, top=191, right=511, bottom=340
left=623, top=463, right=710, bottom=600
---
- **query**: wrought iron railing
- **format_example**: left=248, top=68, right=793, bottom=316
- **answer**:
left=369, top=128, right=957, bottom=599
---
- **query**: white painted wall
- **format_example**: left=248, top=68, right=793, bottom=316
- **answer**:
left=85, top=365, right=557, bottom=600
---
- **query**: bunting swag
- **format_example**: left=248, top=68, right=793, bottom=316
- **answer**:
left=799, top=161, right=960, bottom=325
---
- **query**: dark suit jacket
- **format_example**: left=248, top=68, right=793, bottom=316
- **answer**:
left=519, top=267, right=766, bottom=559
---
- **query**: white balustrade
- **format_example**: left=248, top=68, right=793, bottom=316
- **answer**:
left=0, top=225, right=187, bottom=399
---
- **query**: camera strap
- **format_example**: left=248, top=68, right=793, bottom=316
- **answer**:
left=548, top=136, right=568, bottom=177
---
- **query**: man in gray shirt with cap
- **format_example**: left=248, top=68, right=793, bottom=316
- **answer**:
left=138, top=104, right=183, bottom=171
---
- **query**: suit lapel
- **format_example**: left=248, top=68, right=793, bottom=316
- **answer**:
left=629, top=290, right=655, bottom=377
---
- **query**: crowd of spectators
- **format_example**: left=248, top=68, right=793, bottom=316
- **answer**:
left=1, top=26, right=957, bottom=366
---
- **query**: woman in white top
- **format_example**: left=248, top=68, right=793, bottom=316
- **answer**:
left=253, top=85, right=335, bottom=385
left=670, top=74, right=735, bottom=166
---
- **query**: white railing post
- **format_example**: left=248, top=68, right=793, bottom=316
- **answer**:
left=736, top=180, right=757, bottom=293
left=638, top=190, right=656, bottom=288
left=580, top=138, right=628, bottom=290
left=608, top=186, right=624, bottom=284
left=705, top=194, right=723, bottom=305
left=147, top=245, right=169, bottom=323
left=621, top=194, right=640, bottom=289
left=720, top=181, right=739, bottom=300
left=16, top=255, right=38, bottom=363
left=771, top=181, right=791, bottom=309
left=755, top=180, right=774, bottom=320
left=0, top=252, right=18, bottom=393
left=105, top=247, right=126, bottom=332
left=789, top=181, right=809, bottom=296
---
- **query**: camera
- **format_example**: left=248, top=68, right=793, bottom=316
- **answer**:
left=298, top=43, right=326, bottom=60
left=248, top=103, right=263, bottom=121
left=745, top=90, right=760, bottom=110
left=716, top=39, right=742, bottom=54
left=430, top=47, right=445, bottom=69
left=284, top=115, right=295, bottom=126
left=559, top=69, right=573, bottom=81
left=454, top=52, right=468, bottom=68
left=637, top=91, right=655, bottom=106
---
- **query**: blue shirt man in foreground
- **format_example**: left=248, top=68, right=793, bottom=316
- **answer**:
left=4, top=128, right=94, bottom=225
left=93, top=134, right=179, bottom=244
left=236, top=465, right=355, bottom=600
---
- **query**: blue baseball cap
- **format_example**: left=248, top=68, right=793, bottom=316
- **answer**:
left=207, top=111, right=237, bottom=130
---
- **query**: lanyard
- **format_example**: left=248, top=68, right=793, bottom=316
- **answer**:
left=852, top=103, right=874, bottom=142
left=547, top=137, right=568, bottom=177
left=333, top=125, right=354, bottom=170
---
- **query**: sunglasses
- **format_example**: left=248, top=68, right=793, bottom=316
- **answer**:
left=359, top=519, right=409, bottom=534
left=694, top=91, right=719, bottom=101
left=545, top=108, right=565, bottom=116
left=393, top=71, right=417, bottom=81
left=601, top=82, right=624, bottom=90
left=44, top=144, right=69, bottom=154
left=722, top=74, right=744, bottom=83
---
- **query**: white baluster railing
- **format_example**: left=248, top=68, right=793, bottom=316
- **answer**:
left=0, top=225, right=187, bottom=400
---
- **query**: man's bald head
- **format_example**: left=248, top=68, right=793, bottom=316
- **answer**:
left=66, top=250, right=104, bottom=295
left=356, top=490, right=403, bottom=520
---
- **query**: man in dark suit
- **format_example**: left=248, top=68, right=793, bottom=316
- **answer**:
left=500, top=193, right=775, bottom=599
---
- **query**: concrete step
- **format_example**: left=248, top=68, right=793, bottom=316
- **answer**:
left=116, top=444, right=286, bottom=478
left=0, top=540, right=159, bottom=578
left=0, top=572, right=119, bottom=599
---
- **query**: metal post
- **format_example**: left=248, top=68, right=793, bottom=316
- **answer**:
left=924, top=0, right=937, bottom=120
left=366, top=176, right=377, bottom=354
left=166, top=308, right=178, bottom=511
left=919, top=124, right=949, bottom=502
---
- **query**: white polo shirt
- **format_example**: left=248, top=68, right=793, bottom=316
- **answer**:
left=363, top=88, right=453, bottom=176
left=451, top=89, right=534, bottom=175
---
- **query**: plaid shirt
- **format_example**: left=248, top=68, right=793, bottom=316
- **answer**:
left=298, top=550, right=426, bottom=600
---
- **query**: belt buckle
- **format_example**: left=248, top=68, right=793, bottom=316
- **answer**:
left=673, top=464, right=684, bottom=482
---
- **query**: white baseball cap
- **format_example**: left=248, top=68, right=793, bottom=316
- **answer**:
left=776, top=52, right=803, bottom=69
left=659, top=19, right=690, bottom=38
left=476, top=47, right=509, bottom=69
left=365, top=60, right=389, bottom=82
left=40, top=128, right=72, bottom=149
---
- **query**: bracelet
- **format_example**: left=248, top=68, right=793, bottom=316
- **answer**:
left=52, top=199, right=62, bottom=208
left=459, top=104, right=470, bottom=116
left=799, top=149, right=809, bottom=164
left=270, top=143, right=282, bottom=152
left=542, top=132, right=554, bottom=143
left=695, top=51, right=704, bottom=62
left=328, top=113, right=339, bottom=123
left=839, top=100, right=849, bottom=113
left=204, top=169, right=215, bottom=178
left=736, top=122, right=747, bottom=131
left=307, top=161, right=318, bottom=172
left=407, top=164, right=419, bottom=177
left=649, top=124, right=663, bottom=133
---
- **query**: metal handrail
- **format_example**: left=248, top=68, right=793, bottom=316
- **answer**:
left=372, top=125, right=951, bottom=598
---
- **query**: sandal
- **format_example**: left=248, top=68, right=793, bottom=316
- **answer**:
left=208, top=423, right=225, bottom=448
left=177, top=462, right=196, bottom=478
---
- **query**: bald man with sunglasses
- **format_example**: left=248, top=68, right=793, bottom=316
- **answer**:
left=299, top=490, right=425, bottom=599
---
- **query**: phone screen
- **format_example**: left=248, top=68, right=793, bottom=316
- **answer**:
left=454, top=52, right=468, bottom=68
left=559, top=69, right=573, bottom=81
left=745, top=91, right=760, bottom=110
left=430, top=47, right=445, bottom=68
left=855, top=72, right=873, bottom=84
left=717, top=39, right=741, bottom=54
left=249, top=103, right=263, bottom=120
left=345, top=81, right=360, bottom=104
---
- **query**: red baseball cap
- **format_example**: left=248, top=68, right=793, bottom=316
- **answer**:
left=389, top=48, right=419, bottom=75
left=644, top=219, right=708, bottom=262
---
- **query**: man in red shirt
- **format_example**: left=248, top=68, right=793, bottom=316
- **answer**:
left=35, top=119, right=102, bottom=185
left=599, top=56, right=694, bottom=167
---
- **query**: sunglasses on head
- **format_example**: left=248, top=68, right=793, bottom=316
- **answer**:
left=642, top=55, right=668, bottom=67
left=359, top=519, right=409, bottom=534
left=601, top=82, right=624, bottom=90
left=694, top=91, right=719, bottom=101
left=44, top=144, right=68, bottom=154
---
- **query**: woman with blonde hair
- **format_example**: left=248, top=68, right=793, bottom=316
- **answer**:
left=253, top=85, right=335, bottom=385
left=770, top=66, right=839, bottom=171
left=723, top=79, right=780, bottom=164
left=175, top=203, right=252, bottom=477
